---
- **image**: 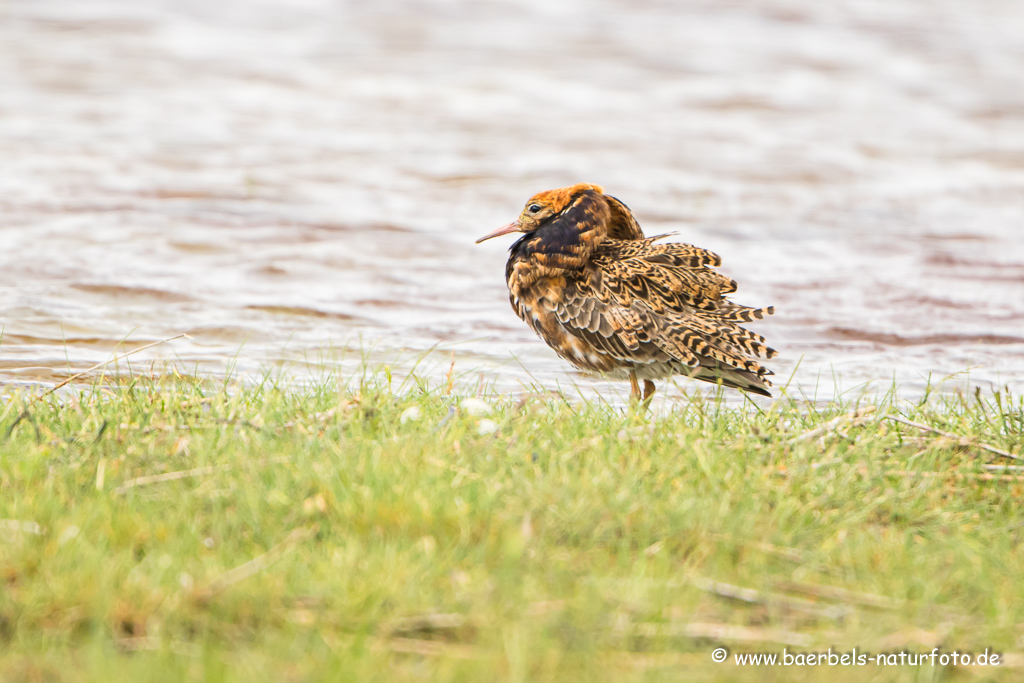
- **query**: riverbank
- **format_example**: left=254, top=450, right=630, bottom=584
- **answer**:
left=1, top=374, right=1021, bottom=681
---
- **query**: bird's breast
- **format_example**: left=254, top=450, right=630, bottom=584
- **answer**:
left=507, top=259, right=571, bottom=311
left=505, top=266, right=617, bottom=374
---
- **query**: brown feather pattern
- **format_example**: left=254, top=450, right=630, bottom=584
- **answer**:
left=482, top=184, right=777, bottom=398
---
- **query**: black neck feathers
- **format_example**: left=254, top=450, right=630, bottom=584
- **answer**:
left=509, top=190, right=610, bottom=269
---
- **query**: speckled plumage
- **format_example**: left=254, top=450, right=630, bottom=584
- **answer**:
left=476, top=183, right=776, bottom=400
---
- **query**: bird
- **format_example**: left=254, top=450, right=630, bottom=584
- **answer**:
left=475, top=183, right=777, bottom=402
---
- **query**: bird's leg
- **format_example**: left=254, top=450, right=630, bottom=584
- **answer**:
left=628, top=370, right=641, bottom=403
left=642, top=380, right=656, bottom=405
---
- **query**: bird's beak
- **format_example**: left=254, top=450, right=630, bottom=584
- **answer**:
left=475, top=220, right=522, bottom=244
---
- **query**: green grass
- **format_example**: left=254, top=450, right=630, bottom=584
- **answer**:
left=1, top=372, right=1022, bottom=682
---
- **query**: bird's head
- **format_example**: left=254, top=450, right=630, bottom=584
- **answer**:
left=475, top=183, right=606, bottom=244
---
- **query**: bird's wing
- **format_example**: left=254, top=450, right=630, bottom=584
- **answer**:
left=593, top=237, right=732, bottom=310
left=551, top=273, right=671, bottom=366
left=603, top=194, right=646, bottom=240
left=548, top=238, right=777, bottom=386
left=652, top=309, right=776, bottom=387
left=551, top=272, right=776, bottom=386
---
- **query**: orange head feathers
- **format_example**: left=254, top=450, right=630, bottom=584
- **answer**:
left=475, top=183, right=644, bottom=246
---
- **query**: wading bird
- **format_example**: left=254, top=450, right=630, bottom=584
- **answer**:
left=475, top=183, right=776, bottom=402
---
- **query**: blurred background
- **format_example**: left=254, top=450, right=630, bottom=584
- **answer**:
left=1, top=0, right=1022, bottom=402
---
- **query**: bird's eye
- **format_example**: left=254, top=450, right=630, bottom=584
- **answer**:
left=528, top=204, right=542, bottom=213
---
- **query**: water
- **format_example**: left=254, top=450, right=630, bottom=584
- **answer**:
left=2, top=0, right=1023, bottom=404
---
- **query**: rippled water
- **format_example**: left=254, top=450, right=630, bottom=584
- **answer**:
left=2, top=0, right=1023, bottom=404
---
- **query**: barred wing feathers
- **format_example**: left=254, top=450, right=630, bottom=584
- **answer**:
left=553, top=238, right=776, bottom=394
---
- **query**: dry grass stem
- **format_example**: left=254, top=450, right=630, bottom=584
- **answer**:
left=789, top=406, right=876, bottom=443
left=371, top=636, right=479, bottom=660
left=199, top=528, right=312, bottom=598
left=114, top=464, right=233, bottom=494
left=771, top=580, right=899, bottom=611
left=885, top=414, right=1021, bottom=461
left=690, top=576, right=850, bottom=621
left=115, top=637, right=201, bottom=657
left=35, top=333, right=191, bottom=404
left=883, top=470, right=1024, bottom=482
left=631, top=622, right=813, bottom=648
left=0, top=519, right=44, bottom=535
left=115, top=457, right=291, bottom=494
left=385, top=612, right=470, bottom=636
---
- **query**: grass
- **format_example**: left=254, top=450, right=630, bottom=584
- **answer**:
left=0, top=370, right=1022, bottom=682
